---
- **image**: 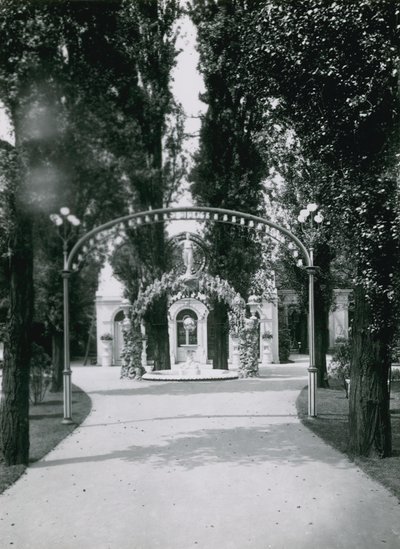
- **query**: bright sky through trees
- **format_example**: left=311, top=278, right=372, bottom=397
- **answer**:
left=169, top=13, right=205, bottom=234
left=0, top=100, right=13, bottom=145
left=171, top=14, right=205, bottom=150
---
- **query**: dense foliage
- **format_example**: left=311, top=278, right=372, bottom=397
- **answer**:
left=0, top=0, right=183, bottom=462
left=190, top=1, right=266, bottom=297
left=120, top=321, right=143, bottom=380
left=29, top=343, right=51, bottom=405
left=131, top=271, right=245, bottom=326
left=238, top=318, right=259, bottom=378
left=190, top=1, right=269, bottom=368
left=1, top=0, right=399, bottom=464
left=245, top=0, right=400, bottom=456
left=328, top=337, right=352, bottom=398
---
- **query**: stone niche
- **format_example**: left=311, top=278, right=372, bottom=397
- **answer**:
left=168, top=297, right=210, bottom=369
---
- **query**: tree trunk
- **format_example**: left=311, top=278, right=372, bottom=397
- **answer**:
left=314, top=281, right=330, bottom=388
left=148, top=297, right=170, bottom=371
left=0, top=213, right=33, bottom=466
left=313, top=243, right=333, bottom=388
left=212, top=301, right=228, bottom=370
left=50, top=331, right=63, bottom=392
left=349, top=285, right=392, bottom=457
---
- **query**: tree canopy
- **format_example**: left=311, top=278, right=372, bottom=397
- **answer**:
left=244, top=0, right=400, bottom=456
left=0, top=0, right=183, bottom=462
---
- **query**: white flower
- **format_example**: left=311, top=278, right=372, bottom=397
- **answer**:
left=314, top=213, right=324, bottom=223
left=307, top=203, right=318, bottom=212
left=60, top=207, right=70, bottom=216
left=67, top=214, right=80, bottom=226
left=49, top=213, right=63, bottom=226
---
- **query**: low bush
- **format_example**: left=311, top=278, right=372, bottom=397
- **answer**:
left=29, top=343, right=52, bottom=405
left=328, top=337, right=351, bottom=398
left=278, top=324, right=291, bottom=363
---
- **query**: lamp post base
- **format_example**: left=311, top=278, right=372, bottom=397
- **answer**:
left=307, top=366, right=318, bottom=418
left=62, top=368, right=73, bottom=425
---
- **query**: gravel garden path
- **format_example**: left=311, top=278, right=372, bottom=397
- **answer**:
left=0, top=362, right=399, bottom=549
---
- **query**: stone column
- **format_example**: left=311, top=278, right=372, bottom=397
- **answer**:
left=168, top=311, right=176, bottom=369
left=271, top=295, right=280, bottom=363
left=140, top=321, right=148, bottom=370
left=231, top=336, right=240, bottom=369
left=198, top=316, right=208, bottom=365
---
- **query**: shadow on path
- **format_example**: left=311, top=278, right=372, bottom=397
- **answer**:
left=33, top=422, right=351, bottom=472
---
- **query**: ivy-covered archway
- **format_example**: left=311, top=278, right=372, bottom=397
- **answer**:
left=118, top=272, right=247, bottom=379
left=131, top=271, right=245, bottom=327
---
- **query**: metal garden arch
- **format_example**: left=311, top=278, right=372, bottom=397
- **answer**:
left=61, top=206, right=317, bottom=423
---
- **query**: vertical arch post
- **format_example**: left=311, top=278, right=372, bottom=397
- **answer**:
left=62, top=266, right=73, bottom=424
left=306, top=250, right=317, bottom=417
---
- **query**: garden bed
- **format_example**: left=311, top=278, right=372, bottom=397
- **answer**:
left=296, top=380, right=400, bottom=501
left=0, top=384, right=91, bottom=495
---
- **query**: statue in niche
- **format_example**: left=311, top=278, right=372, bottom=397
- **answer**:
left=182, top=233, right=194, bottom=278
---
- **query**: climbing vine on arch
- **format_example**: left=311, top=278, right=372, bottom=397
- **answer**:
left=130, top=271, right=246, bottom=335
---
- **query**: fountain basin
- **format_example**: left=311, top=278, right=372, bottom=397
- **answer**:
left=142, top=369, right=238, bottom=381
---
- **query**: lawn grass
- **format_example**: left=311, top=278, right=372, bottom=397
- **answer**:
left=0, top=384, right=91, bottom=495
left=296, top=379, right=400, bottom=501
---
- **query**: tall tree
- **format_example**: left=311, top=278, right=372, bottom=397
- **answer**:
left=113, top=0, right=182, bottom=369
left=0, top=0, right=182, bottom=463
left=257, top=126, right=336, bottom=385
left=246, top=0, right=400, bottom=456
left=0, top=1, right=69, bottom=464
left=0, top=1, right=139, bottom=393
left=0, top=135, right=33, bottom=465
left=26, top=0, right=181, bottom=379
left=190, top=0, right=266, bottom=368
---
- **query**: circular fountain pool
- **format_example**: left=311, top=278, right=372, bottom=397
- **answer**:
left=142, top=369, right=238, bottom=381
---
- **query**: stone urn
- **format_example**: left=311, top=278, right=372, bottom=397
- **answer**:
left=100, top=334, right=113, bottom=367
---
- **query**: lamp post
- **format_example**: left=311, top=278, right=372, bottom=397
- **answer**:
left=297, top=203, right=323, bottom=417
left=50, top=207, right=80, bottom=424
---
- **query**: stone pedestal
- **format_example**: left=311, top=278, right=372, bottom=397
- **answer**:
left=262, top=340, right=272, bottom=366
left=231, top=336, right=240, bottom=369
left=179, top=349, right=200, bottom=376
left=101, top=340, right=113, bottom=367
left=141, top=337, right=148, bottom=369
